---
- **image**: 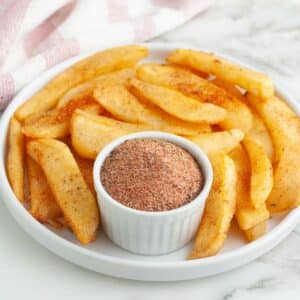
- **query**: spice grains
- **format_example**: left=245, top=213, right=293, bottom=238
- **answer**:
left=101, top=138, right=203, bottom=212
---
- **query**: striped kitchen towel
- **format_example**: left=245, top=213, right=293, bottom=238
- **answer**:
left=0, top=0, right=211, bottom=111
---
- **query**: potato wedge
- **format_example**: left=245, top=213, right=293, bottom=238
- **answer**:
left=247, top=94, right=300, bottom=212
left=230, top=145, right=269, bottom=230
left=71, top=110, right=151, bottom=159
left=244, top=221, right=267, bottom=242
left=6, top=118, right=25, bottom=201
left=77, top=110, right=153, bottom=132
left=211, top=78, right=246, bottom=102
left=188, top=155, right=237, bottom=259
left=136, top=64, right=252, bottom=132
left=129, top=78, right=226, bottom=123
left=137, top=64, right=235, bottom=103
left=242, top=137, right=273, bottom=208
left=167, top=49, right=274, bottom=99
left=27, top=156, right=61, bottom=222
left=72, top=151, right=96, bottom=197
left=246, top=111, right=274, bottom=163
left=15, top=45, right=148, bottom=120
left=22, top=103, right=102, bottom=139
left=94, top=84, right=211, bottom=135
left=27, top=139, right=99, bottom=244
left=57, top=68, right=135, bottom=108
left=188, top=129, right=244, bottom=156
left=267, top=144, right=300, bottom=213
left=247, top=94, right=299, bottom=161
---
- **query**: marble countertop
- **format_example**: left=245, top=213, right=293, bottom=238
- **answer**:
left=1, top=0, right=300, bottom=299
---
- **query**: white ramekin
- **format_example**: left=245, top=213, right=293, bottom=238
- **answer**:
left=93, top=131, right=213, bottom=255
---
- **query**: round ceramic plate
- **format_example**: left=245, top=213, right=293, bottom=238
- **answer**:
left=1, top=43, right=300, bottom=282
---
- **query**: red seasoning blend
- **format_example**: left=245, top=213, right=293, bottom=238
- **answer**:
left=100, top=138, right=204, bottom=212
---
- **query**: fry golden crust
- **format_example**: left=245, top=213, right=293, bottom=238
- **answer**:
left=247, top=94, right=300, bottom=212
left=245, top=111, right=274, bottom=163
left=27, top=156, right=61, bottom=222
left=129, top=78, right=226, bottom=124
left=15, top=45, right=148, bottom=120
left=230, top=145, right=269, bottom=230
left=22, top=102, right=102, bottom=139
left=94, top=84, right=211, bottom=135
left=137, top=64, right=253, bottom=132
left=6, top=118, right=25, bottom=202
left=167, top=49, right=274, bottom=99
left=244, top=221, right=267, bottom=242
left=242, top=137, right=273, bottom=208
left=57, top=68, right=135, bottom=108
left=70, top=110, right=150, bottom=159
left=188, top=155, right=237, bottom=259
left=188, top=129, right=244, bottom=156
left=27, top=139, right=99, bottom=244
left=72, top=151, right=96, bottom=197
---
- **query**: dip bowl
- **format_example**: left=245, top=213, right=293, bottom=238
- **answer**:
left=93, top=131, right=213, bottom=255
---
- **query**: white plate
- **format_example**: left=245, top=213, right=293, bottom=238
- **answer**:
left=0, top=43, right=300, bottom=282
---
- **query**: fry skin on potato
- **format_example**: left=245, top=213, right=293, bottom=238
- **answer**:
left=70, top=110, right=151, bottom=159
left=15, top=45, right=148, bottom=121
left=94, top=84, right=211, bottom=135
left=129, top=78, right=226, bottom=124
left=137, top=64, right=235, bottom=103
left=167, top=49, right=274, bottom=99
left=72, top=152, right=96, bottom=197
left=6, top=118, right=25, bottom=202
left=188, top=155, right=237, bottom=259
left=22, top=102, right=102, bottom=139
left=267, top=143, right=300, bottom=213
left=27, top=156, right=62, bottom=222
left=77, top=110, right=154, bottom=132
left=242, top=137, right=273, bottom=209
left=188, top=129, right=244, bottom=156
left=247, top=94, right=299, bottom=161
left=245, top=111, right=274, bottom=163
left=136, top=64, right=252, bottom=132
left=57, top=68, right=135, bottom=108
left=211, top=77, right=246, bottom=102
left=230, top=145, right=269, bottom=230
left=27, top=139, right=99, bottom=244
left=243, top=221, right=267, bottom=242
left=247, top=94, right=300, bottom=212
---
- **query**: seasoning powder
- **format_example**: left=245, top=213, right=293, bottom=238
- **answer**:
left=101, top=138, right=203, bottom=212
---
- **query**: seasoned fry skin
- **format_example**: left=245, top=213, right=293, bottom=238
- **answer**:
left=94, top=84, right=211, bottom=135
left=72, top=151, right=96, bottom=197
left=242, top=137, right=273, bottom=209
left=27, top=139, right=99, bottom=244
left=70, top=110, right=152, bottom=159
left=188, top=155, right=237, bottom=259
left=188, top=129, right=244, bottom=156
left=22, top=68, right=135, bottom=139
left=27, top=156, right=62, bottom=222
left=245, top=111, right=274, bottom=163
left=211, top=77, right=246, bottom=102
left=57, top=68, right=135, bottom=108
left=15, top=45, right=148, bottom=120
left=244, top=221, right=267, bottom=242
left=167, top=49, right=274, bottom=99
left=247, top=94, right=300, bottom=212
left=136, top=64, right=252, bottom=133
left=129, top=78, right=226, bottom=124
left=6, top=118, right=25, bottom=202
left=230, top=145, right=269, bottom=230
left=137, top=64, right=234, bottom=103
left=22, top=102, right=102, bottom=139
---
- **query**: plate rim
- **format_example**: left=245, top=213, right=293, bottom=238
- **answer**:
left=1, top=42, right=300, bottom=279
